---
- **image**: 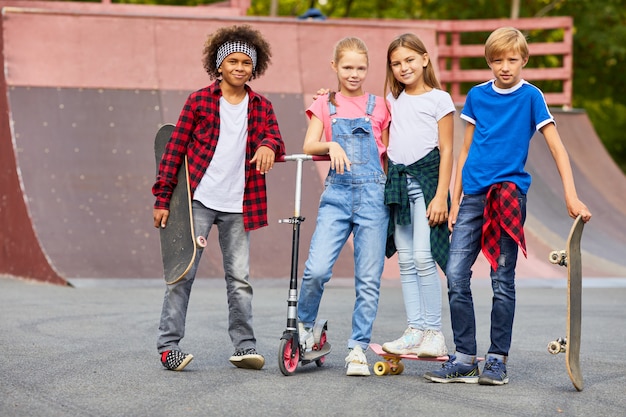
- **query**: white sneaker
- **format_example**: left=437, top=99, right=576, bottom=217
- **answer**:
left=298, top=323, right=315, bottom=352
left=345, top=345, right=370, bottom=376
left=415, top=329, right=448, bottom=358
left=382, top=327, right=423, bottom=355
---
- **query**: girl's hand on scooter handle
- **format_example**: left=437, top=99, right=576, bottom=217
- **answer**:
left=327, top=142, right=351, bottom=174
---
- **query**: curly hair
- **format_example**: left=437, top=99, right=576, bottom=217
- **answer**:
left=202, top=25, right=272, bottom=80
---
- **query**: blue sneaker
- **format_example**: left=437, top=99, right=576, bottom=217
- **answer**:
left=479, top=357, right=509, bottom=385
left=423, top=354, right=479, bottom=383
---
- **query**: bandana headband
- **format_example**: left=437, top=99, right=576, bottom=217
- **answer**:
left=216, top=41, right=257, bottom=71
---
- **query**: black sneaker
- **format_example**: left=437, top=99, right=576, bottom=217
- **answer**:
left=479, top=357, right=509, bottom=385
left=229, top=347, right=265, bottom=370
left=161, top=350, right=193, bottom=371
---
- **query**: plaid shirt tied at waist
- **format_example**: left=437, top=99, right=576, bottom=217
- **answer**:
left=482, top=181, right=527, bottom=271
left=385, top=148, right=450, bottom=272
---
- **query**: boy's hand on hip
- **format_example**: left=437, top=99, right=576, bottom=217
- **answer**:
left=250, top=146, right=276, bottom=175
left=154, top=209, right=169, bottom=228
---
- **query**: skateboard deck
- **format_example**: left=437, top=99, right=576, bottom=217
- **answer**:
left=154, top=124, right=206, bottom=285
left=547, top=215, right=584, bottom=391
left=369, top=343, right=449, bottom=376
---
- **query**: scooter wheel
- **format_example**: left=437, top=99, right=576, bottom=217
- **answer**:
left=315, top=330, right=328, bottom=367
left=278, top=338, right=299, bottom=376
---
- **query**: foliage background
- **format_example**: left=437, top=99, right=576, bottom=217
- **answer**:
left=111, top=0, right=626, bottom=172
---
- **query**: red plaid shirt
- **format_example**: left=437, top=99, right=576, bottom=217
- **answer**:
left=482, top=182, right=527, bottom=270
left=153, top=81, right=285, bottom=231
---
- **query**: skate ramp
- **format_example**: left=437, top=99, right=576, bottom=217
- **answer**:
left=1, top=4, right=624, bottom=285
left=0, top=4, right=435, bottom=284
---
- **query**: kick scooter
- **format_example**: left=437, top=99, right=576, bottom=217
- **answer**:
left=276, top=154, right=331, bottom=376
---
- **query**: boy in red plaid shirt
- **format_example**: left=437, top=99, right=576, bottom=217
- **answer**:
left=424, top=27, right=591, bottom=385
left=153, top=25, right=285, bottom=371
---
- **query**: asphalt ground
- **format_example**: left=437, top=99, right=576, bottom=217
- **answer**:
left=1, top=276, right=625, bottom=417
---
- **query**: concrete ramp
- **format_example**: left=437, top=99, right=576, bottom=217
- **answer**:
left=1, top=3, right=624, bottom=284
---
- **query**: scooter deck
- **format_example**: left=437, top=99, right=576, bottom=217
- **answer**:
left=302, top=342, right=332, bottom=361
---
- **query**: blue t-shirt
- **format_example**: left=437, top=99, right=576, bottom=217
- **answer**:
left=460, top=79, right=554, bottom=194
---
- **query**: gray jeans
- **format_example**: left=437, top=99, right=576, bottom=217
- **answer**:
left=157, top=201, right=256, bottom=353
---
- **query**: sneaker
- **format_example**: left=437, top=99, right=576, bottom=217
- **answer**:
left=345, top=345, right=370, bottom=376
left=161, top=350, right=193, bottom=371
left=382, top=327, right=423, bottom=355
left=415, top=329, right=448, bottom=358
left=423, top=354, right=479, bottom=383
left=298, top=322, right=315, bottom=352
left=479, top=357, right=509, bottom=385
left=229, top=347, right=265, bottom=370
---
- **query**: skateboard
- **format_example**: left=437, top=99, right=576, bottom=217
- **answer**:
left=547, top=215, right=585, bottom=391
left=369, top=343, right=449, bottom=376
left=154, top=123, right=206, bottom=285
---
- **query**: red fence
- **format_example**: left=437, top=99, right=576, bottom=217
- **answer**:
left=435, top=17, right=573, bottom=107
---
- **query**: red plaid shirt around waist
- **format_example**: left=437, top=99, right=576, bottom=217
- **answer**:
left=482, top=181, right=527, bottom=270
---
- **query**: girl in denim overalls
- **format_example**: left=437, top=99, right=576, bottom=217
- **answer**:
left=297, top=37, right=390, bottom=376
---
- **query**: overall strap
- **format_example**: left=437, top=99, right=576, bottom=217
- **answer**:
left=365, top=94, right=376, bottom=116
left=328, top=95, right=337, bottom=116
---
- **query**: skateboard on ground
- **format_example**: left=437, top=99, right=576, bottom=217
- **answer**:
left=154, top=123, right=206, bottom=285
left=369, top=343, right=450, bottom=376
left=547, top=215, right=585, bottom=391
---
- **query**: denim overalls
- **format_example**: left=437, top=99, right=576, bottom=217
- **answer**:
left=298, top=94, right=389, bottom=350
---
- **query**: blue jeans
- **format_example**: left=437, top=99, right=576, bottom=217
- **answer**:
left=446, top=192, right=526, bottom=359
left=394, top=176, right=443, bottom=331
left=157, top=201, right=256, bottom=353
left=297, top=177, right=388, bottom=350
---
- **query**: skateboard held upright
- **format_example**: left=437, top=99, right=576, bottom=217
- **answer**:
left=154, top=124, right=206, bottom=285
left=547, top=215, right=585, bottom=391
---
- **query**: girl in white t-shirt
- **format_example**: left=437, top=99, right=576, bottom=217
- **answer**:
left=382, top=33, right=455, bottom=358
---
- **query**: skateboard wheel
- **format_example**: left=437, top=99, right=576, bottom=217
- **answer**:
left=548, top=251, right=559, bottom=264
left=196, top=236, right=207, bottom=248
left=549, top=250, right=567, bottom=266
left=389, top=361, right=404, bottom=375
left=373, top=361, right=390, bottom=376
left=547, top=340, right=561, bottom=354
left=547, top=338, right=566, bottom=355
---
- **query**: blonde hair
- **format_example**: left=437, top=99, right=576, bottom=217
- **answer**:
left=384, top=33, right=441, bottom=99
left=329, top=37, right=369, bottom=106
left=484, top=27, right=529, bottom=63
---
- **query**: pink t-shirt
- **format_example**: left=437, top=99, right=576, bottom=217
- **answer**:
left=306, top=92, right=390, bottom=168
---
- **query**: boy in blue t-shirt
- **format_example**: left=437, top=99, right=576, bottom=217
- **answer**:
left=424, top=27, right=592, bottom=385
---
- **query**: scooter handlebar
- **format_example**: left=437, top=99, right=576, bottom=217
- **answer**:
left=276, top=154, right=330, bottom=163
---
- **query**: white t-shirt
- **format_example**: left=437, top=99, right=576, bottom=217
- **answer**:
left=386, top=89, right=455, bottom=165
left=194, top=94, right=248, bottom=213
